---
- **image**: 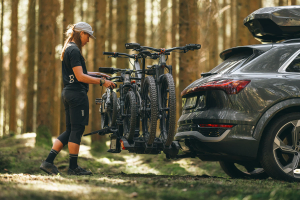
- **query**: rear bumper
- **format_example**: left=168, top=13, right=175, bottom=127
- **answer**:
left=175, top=130, right=230, bottom=142
left=175, top=124, right=260, bottom=160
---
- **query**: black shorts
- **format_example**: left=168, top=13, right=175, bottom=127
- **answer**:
left=62, top=89, right=89, bottom=126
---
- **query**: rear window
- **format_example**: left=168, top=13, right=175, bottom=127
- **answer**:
left=286, top=52, right=300, bottom=72
left=209, top=51, right=253, bottom=74
left=238, top=45, right=300, bottom=73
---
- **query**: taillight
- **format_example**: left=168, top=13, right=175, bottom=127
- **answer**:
left=120, top=139, right=126, bottom=150
left=199, top=124, right=234, bottom=128
left=181, top=79, right=250, bottom=96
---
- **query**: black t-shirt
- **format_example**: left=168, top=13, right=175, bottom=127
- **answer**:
left=62, top=42, right=89, bottom=92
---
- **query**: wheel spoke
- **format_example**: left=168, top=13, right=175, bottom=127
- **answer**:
left=282, top=154, right=300, bottom=176
left=291, top=120, right=300, bottom=147
left=274, top=136, right=296, bottom=154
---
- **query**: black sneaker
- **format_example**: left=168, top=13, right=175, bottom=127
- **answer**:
left=68, top=166, right=93, bottom=175
left=40, top=161, right=60, bottom=175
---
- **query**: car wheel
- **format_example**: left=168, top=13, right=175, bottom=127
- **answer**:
left=260, top=113, right=300, bottom=182
left=220, top=161, right=268, bottom=179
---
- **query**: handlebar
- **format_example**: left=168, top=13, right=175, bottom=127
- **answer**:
left=103, top=51, right=136, bottom=58
left=88, top=74, right=118, bottom=87
left=98, top=67, right=142, bottom=74
left=125, top=43, right=201, bottom=53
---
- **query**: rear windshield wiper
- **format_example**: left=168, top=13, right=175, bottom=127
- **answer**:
left=201, top=72, right=217, bottom=77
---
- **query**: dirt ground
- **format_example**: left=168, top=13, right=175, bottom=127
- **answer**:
left=1, top=133, right=300, bottom=200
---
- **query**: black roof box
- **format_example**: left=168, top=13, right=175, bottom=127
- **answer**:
left=244, top=6, right=300, bottom=43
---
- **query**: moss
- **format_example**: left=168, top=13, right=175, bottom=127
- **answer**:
left=90, top=140, right=107, bottom=153
left=35, top=125, right=52, bottom=148
left=0, top=151, right=11, bottom=173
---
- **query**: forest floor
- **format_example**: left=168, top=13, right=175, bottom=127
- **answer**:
left=1, top=133, right=300, bottom=200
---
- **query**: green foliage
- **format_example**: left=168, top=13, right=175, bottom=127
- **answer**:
left=91, top=140, right=108, bottom=153
left=2, top=133, right=300, bottom=200
left=0, top=151, right=11, bottom=173
left=35, top=125, right=52, bottom=148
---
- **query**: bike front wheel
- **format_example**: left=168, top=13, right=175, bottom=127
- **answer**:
left=159, top=73, right=176, bottom=147
left=123, top=91, right=137, bottom=142
left=142, top=76, right=158, bottom=146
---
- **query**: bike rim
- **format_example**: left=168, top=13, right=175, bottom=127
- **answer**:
left=273, top=120, right=300, bottom=178
left=143, top=88, right=151, bottom=142
left=160, top=80, right=169, bottom=141
left=124, top=98, right=131, bottom=137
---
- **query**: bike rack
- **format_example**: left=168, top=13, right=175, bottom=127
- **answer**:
left=84, top=128, right=180, bottom=156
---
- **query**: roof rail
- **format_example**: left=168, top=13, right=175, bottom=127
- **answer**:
left=281, top=38, right=300, bottom=44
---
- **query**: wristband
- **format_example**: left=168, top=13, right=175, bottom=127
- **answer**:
left=100, top=78, right=105, bottom=86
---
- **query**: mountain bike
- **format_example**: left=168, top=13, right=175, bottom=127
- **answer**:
left=125, top=43, right=201, bottom=147
left=100, top=51, right=159, bottom=148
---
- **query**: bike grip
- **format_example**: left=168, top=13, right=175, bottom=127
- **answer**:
left=103, top=52, right=116, bottom=55
left=125, top=43, right=141, bottom=49
left=98, top=67, right=115, bottom=74
left=186, top=44, right=201, bottom=49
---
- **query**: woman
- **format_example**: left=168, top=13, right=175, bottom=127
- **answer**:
left=40, top=22, right=116, bottom=175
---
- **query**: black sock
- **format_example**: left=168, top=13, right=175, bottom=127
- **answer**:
left=69, top=154, right=78, bottom=170
left=45, top=149, right=59, bottom=164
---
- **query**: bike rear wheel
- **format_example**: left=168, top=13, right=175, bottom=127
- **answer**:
left=108, top=91, right=118, bottom=127
left=123, top=91, right=137, bottom=142
left=159, top=73, right=176, bottom=146
left=142, top=76, right=158, bottom=145
left=100, top=94, right=108, bottom=129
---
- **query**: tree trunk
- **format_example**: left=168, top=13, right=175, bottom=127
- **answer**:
left=116, top=0, right=128, bottom=69
left=278, top=0, right=285, bottom=6
left=36, top=0, right=56, bottom=145
left=106, top=0, right=113, bottom=68
left=230, top=0, right=237, bottom=48
left=160, top=0, right=167, bottom=47
left=136, top=0, right=145, bottom=45
left=248, top=0, right=261, bottom=45
left=0, top=0, right=4, bottom=137
left=209, top=1, right=218, bottom=70
left=52, top=0, right=61, bottom=136
left=61, top=0, right=74, bottom=134
left=151, top=0, right=154, bottom=47
left=85, top=0, right=94, bottom=136
left=92, top=0, right=106, bottom=144
left=222, top=0, right=227, bottom=50
left=236, top=0, right=249, bottom=46
left=9, top=0, right=19, bottom=134
left=172, top=0, right=179, bottom=124
left=179, top=0, right=198, bottom=115
left=24, top=0, right=36, bottom=133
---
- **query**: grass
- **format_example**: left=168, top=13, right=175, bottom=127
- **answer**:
left=1, top=133, right=300, bottom=200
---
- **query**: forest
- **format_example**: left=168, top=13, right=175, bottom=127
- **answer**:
left=2, top=0, right=300, bottom=199
left=2, top=0, right=298, bottom=141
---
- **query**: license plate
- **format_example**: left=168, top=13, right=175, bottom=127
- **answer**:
left=184, top=96, right=198, bottom=109
left=110, top=139, right=117, bottom=150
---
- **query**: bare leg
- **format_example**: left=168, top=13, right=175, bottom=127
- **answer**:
left=68, top=142, right=80, bottom=154
left=51, top=139, right=64, bottom=153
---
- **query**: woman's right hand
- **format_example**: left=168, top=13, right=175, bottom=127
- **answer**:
left=103, top=80, right=116, bottom=89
